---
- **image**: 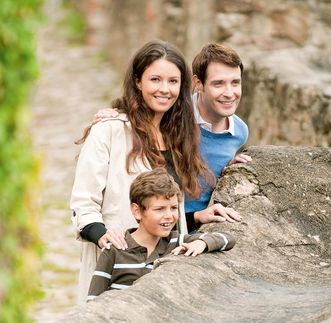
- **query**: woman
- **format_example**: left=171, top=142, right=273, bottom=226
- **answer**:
left=70, top=40, right=212, bottom=303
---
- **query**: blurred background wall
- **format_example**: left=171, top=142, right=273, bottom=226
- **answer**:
left=68, top=0, right=331, bottom=147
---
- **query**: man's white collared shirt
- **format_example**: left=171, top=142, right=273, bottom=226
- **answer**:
left=192, top=92, right=235, bottom=135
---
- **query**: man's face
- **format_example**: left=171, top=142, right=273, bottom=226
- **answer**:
left=198, top=62, right=242, bottom=123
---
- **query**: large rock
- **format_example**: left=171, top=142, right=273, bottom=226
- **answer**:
left=61, top=146, right=331, bottom=322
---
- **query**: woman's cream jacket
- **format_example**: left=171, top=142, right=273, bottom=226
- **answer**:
left=70, top=114, right=187, bottom=303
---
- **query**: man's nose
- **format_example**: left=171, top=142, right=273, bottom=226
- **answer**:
left=223, top=84, right=234, bottom=97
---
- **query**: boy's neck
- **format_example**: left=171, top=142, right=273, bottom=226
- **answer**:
left=131, top=228, right=161, bottom=257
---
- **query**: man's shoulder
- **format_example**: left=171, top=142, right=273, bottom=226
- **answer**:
left=232, top=114, right=247, bottom=127
left=232, top=115, right=248, bottom=136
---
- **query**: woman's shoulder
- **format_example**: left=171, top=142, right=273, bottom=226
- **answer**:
left=90, top=113, right=130, bottom=134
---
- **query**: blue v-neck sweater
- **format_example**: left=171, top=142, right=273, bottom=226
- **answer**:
left=185, top=115, right=248, bottom=230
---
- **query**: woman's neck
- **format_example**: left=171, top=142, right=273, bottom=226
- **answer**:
left=152, top=116, right=166, bottom=150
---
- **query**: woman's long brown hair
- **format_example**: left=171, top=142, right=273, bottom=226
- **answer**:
left=77, top=40, right=214, bottom=198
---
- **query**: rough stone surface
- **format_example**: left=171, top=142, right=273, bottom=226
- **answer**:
left=72, top=0, right=331, bottom=147
left=60, top=146, right=331, bottom=322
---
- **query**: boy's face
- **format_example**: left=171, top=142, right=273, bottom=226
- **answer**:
left=196, top=61, right=242, bottom=122
left=133, top=195, right=179, bottom=238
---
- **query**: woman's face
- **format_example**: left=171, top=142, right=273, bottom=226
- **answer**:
left=136, top=58, right=181, bottom=118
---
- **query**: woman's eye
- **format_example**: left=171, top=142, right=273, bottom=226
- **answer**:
left=169, top=79, right=178, bottom=84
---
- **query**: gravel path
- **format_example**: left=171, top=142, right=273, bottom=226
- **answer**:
left=29, top=2, right=120, bottom=321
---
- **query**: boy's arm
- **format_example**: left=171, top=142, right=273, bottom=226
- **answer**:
left=183, top=231, right=236, bottom=253
left=87, top=249, right=115, bottom=301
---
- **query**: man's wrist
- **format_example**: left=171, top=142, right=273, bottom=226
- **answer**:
left=185, top=211, right=201, bottom=233
left=193, top=210, right=201, bottom=223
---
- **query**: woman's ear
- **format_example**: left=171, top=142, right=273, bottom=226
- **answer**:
left=136, top=79, right=142, bottom=90
left=131, top=203, right=142, bottom=222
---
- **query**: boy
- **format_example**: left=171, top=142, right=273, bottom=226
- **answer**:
left=87, top=168, right=235, bottom=301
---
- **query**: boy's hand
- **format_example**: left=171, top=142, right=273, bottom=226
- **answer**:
left=93, top=108, right=119, bottom=125
left=228, top=153, right=252, bottom=165
left=171, top=240, right=207, bottom=257
left=98, top=228, right=127, bottom=250
left=194, top=203, right=242, bottom=224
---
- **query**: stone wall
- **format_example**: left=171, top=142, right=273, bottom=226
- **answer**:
left=69, top=0, right=331, bottom=147
left=60, top=146, right=331, bottom=322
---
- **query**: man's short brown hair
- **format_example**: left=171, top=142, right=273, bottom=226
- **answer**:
left=129, top=168, right=182, bottom=210
left=192, top=43, right=243, bottom=85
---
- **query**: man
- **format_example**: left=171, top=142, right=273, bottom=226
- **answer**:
left=92, top=43, right=251, bottom=233
left=185, top=43, right=251, bottom=232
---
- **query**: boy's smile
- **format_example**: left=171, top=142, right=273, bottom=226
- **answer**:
left=132, top=195, right=179, bottom=241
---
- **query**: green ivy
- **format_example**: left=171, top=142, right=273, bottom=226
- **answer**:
left=0, top=0, right=43, bottom=322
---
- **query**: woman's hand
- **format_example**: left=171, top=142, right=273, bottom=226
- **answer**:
left=98, top=228, right=128, bottom=250
left=171, top=240, right=207, bottom=257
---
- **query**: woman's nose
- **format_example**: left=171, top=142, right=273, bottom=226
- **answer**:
left=159, top=81, right=169, bottom=93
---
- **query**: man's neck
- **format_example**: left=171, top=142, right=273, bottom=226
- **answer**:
left=197, top=93, right=229, bottom=132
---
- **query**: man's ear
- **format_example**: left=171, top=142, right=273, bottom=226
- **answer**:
left=131, top=203, right=142, bottom=221
left=192, top=75, right=203, bottom=92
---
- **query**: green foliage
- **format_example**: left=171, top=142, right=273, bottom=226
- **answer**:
left=59, top=1, right=87, bottom=44
left=0, top=0, right=43, bottom=322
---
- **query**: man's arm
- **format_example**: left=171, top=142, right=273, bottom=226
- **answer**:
left=92, top=108, right=119, bottom=124
left=194, top=203, right=242, bottom=224
left=228, top=153, right=252, bottom=165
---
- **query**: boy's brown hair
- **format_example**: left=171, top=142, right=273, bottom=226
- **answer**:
left=129, top=168, right=182, bottom=210
left=192, top=43, right=244, bottom=85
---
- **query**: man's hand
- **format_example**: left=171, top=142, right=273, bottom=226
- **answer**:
left=98, top=228, right=127, bottom=250
left=92, top=108, right=119, bottom=125
left=171, top=240, right=207, bottom=257
left=194, top=203, right=242, bottom=224
left=229, top=153, right=252, bottom=165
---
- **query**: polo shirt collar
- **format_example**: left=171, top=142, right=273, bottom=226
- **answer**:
left=192, top=92, right=235, bottom=135
left=125, top=228, right=170, bottom=256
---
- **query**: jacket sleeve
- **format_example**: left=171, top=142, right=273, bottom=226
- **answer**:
left=183, top=231, right=236, bottom=252
left=70, top=122, right=111, bottom=233
left=87, top=248, right=115, bottom=301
